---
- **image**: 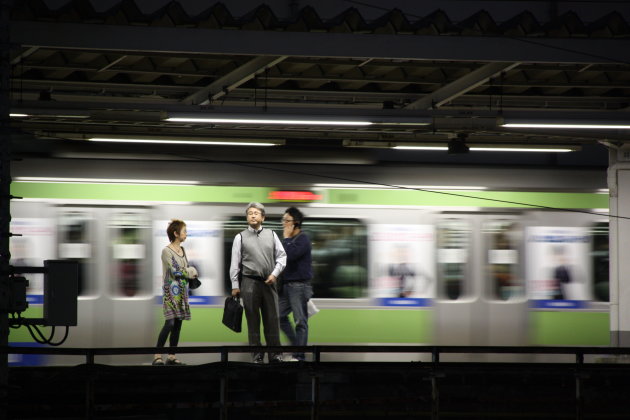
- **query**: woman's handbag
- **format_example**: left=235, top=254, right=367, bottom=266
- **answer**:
left=188, top=276, right=201, bottom=290
left=222, top=296, right=243, bottom=332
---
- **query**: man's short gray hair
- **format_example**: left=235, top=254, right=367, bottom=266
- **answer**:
left=245, top=202, right=265, bottom=216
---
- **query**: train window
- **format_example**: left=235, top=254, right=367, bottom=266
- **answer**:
left=223, top=217, right=368, bottom=298
left=9, top=218, right=55, bottom=296
left=591, top=222, right=609, bottom=302
left=58, top=211, right=92, bottom=296
left=109, top=212, right=150, bottom=297
left=483, top=220, right=524, bottom=300
left=436, top=219, right=471, bottom=300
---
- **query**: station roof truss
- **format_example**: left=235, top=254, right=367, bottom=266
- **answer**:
left=7, top=1, right=630, bottom=162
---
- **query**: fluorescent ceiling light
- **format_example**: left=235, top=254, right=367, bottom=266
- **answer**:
left=14, top=177, right=200, bottom=185
left=502, top=123, right=630, bottom=129
left=10, top=113, right=29, bottom=118
left=393, top=146, right=447, bottom=151
left=166, top=117, right=373, bottom=126
left=88, top=137, right=282, bottom=146
left=392, top=145, right=574, bottom=152
left=470, top=147, right=573, bottom=153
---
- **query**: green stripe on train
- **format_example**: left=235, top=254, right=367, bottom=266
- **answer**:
left=11, top=182, right=608, bottom=208
left=327, top=189, right=608, bottom=209
left=11, top=183, right=273, bottom=203
left=530, top=312, right=610, bottom=346
left=181, top=308, right=432, bottom=344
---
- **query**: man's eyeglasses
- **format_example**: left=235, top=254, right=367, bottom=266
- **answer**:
left=281, top=218, right=294, bottom=223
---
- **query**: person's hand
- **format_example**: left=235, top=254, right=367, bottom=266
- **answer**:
left=231, top=288, right=240, bottom=297
left=265, top=275, right=276, bottom=285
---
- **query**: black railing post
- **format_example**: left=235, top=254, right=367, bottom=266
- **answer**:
left=85, top=349, right=95, bottom=420
left=431, top=347, right=440, bottom=420
left=313, top=345, right=320, bottom=363
left=219, top=375, right=228, bottom=420
left=575, top=351, right=584, bottom=420
left=311, top=373, right=320, bottom=420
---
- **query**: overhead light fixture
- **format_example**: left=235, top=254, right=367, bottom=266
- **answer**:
left=88, top=137, right=284, bottom=147
left=500, top=117, right=630, bottom=130
left=166, top=116, right=373, bottom=126
left=503, top=123, right=630, bottom=129
left=165, top=111, right=432, bottom=127
left=345, top=140, right=578, bottom=153
left=10, top=109, right=90, bottom=118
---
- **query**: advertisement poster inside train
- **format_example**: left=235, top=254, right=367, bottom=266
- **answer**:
left=369, top=224, right=435, bottom=298
left=526, top=226, right=591, bottom=300
left=153, top=221, right=222, bottom=298
left=9, top=218, right=56, bottom=295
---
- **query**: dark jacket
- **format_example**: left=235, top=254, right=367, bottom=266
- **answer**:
left=281, top=232, right=312, bottom=282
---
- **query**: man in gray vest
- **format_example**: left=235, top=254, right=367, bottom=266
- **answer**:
left=229, top=202, right=287, bottom=363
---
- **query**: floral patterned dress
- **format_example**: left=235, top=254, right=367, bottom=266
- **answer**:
left=161, top=246, right=192, bottom=320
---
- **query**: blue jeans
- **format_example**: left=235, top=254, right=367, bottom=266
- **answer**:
left=279, top=281, right=312, bottom=360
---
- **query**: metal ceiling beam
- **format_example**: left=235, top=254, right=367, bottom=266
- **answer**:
left=11, top=21, right=630, bottom=64
left=183, top=56, right=287, bottom=105
left=406, top=62, right=521, bottom=110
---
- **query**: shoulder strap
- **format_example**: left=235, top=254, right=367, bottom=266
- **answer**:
left=181, top=246, right=188, bottom=266
left=238, top=233, right=243, bottom=287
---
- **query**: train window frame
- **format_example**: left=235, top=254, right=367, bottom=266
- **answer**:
left=57, top=208, right=96, bottom=299
left=107, top=210, right=152, bottom=299
left=435, top=217, right=472, bottom=301
left=222, top=215, right=369, bottom=299
left=482, top=218, right=526, bottom=302
left=590, top=221, right=609, bottom=302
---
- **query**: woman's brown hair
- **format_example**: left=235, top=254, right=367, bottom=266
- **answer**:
left=166, top=219, right=186, bottom=242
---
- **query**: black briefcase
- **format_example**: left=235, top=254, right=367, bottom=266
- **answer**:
left=222, top=296, right=243, bottom=332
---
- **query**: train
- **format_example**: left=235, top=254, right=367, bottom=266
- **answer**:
left=7, top=158, right=611, bottom=365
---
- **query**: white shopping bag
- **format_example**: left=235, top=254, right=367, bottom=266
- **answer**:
left=307, top=300, right=319, bottom=318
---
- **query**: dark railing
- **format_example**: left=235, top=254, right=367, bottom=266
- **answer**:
left=4, top=344, right=630, bottom=364
left=5, top=345, right=630, bottom=420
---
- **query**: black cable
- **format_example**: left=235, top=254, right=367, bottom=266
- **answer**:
left=25, top=324, right=50, bottom=345
left=47, top=326, right=70, bottom=347
left=183, top=157, right=628, bottom=221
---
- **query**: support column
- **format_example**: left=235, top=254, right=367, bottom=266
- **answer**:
left=0, top=1, right=12, bottom=419
left=608, top=145, right=630, bottom=346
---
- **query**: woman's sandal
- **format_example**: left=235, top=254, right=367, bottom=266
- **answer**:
left=165, top=358, right=185, bottom=365
left=152, top=357, right=164, bottom=366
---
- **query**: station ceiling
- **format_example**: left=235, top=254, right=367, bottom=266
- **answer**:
left=6, top=1, right=630, bottom=165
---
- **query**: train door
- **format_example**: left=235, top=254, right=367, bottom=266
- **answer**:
left=103, top=210, right=153, bottom=364
left=55, top=209, right=97, bottom=356
left=480, top=217, right=528, bottom=352
left=433, top=214, right=527, bottom=359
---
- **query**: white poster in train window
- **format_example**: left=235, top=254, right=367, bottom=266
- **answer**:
left=9, top=218, right=56, bottom=295
left=369, top=224, right=436, bottom=298
left=153, top=221, right=223, bottom=298
left=526, top=226, right=591, bottom=300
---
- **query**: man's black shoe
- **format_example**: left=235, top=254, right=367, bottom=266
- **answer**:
left=269, top=356, right=283, bottom=364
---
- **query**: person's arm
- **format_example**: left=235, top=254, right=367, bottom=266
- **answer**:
left=161, top=248, right=170, bottom=285
left=283, top=234, right=311, bottom=263
left=267, top=231, right=287, bottom=282
left=228, top=234, right=242, bottom=293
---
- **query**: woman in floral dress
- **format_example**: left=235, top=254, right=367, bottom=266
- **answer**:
left=152, top=219, right=198, bottom=365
